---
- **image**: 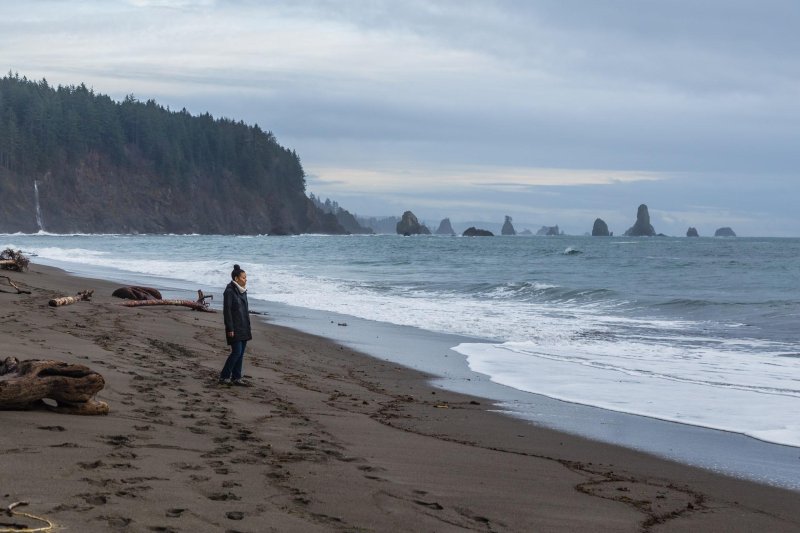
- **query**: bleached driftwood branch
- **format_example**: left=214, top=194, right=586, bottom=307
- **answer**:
left=0, top=275, right=31, bottom=294
left=48, top=290, right=94, bottom=307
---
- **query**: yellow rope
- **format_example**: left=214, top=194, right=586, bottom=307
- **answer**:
left=0, top=510, right=55, bottom=533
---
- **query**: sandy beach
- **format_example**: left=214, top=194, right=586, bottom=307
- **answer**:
left=1, top=263, right=798, bottom=532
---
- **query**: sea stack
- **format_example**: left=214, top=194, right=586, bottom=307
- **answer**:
left=501, top=216, right=516, bottom=235
left=686, top=227, right=699, bottom=237
left=435, top=218, right=456, bottom=235
left=624, top=204, right=656, bottom=236
left=536, top=225, right=560, bottom=236
left=714, top=227, right=736, bottom=237
left=396, top=211, right=431, bottom=235
left=462, top=227, right=493, bottom=237
left=592, top=218, right=611, bottom=236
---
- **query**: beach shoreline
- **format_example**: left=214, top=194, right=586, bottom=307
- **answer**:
left=1, top=263, right=798, bottom=532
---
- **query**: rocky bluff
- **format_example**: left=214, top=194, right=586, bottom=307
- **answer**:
left=0, top=75, right=343, bottom=235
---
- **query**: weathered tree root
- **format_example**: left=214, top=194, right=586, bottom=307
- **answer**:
left=0, top=357, right=108, bottom=415
left=0, top=249, right=29, bottom=272
left=121, top=289, right=214, bottom=312
left=48, top=290, right=93, bottom=307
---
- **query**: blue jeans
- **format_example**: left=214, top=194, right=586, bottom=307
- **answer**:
left=220, top=340, right=247, bottom=381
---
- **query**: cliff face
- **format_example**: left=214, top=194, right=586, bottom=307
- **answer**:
left=0, top=75, right=343, bottom=235
left=0, top=152, right=342, bottom=235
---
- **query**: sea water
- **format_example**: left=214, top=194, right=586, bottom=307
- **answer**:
left=4, top=233, right=800, bottom=475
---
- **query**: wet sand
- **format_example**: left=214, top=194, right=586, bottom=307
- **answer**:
left=1, top=264, right=798, bottom=532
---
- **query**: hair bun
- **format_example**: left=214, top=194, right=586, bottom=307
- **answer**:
left=234, top=264, right=241, bottom=270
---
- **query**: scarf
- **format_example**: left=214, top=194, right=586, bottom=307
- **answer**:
left=233, top=280, right=247, bottom=294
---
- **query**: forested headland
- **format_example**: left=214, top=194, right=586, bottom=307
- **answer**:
left=0, top=73, right=344, bottom=234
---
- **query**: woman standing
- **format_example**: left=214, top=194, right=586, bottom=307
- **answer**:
left=219, top=264, right=252, bottom=386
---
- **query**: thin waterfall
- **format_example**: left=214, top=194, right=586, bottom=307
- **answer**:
left=34, top=180, right=44, bottom=232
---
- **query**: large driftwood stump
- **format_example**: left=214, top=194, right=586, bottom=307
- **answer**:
left=121, top=289, right=214, bottom=312
left=0, top=357, right=108, bottom=415
left=48, top=290, right=93, bottom=307
left=0, top=249, right=29, bottom=272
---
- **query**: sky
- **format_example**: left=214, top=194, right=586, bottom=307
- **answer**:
left=2, top=0, right=798, bottom=236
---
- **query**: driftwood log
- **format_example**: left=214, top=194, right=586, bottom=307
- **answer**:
left=121, top=290, right=214, bottom=312
left=0, top=275, right=31, bottom=294
left=48, top=290, right=93, bottom=307
left=0, top=357, right=108, bottom=415
left=112, top=286, right=163, bottom=300
left=0, top=249, right=29, bottom=272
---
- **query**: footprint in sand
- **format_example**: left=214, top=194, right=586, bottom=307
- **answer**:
left=97, top=515, right=132, bottom=527
left=80, top=493, right=109, bottom=505
left=208, top=492, right=241, bottom=501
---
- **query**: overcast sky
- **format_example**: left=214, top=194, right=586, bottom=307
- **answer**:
left=2, top=0, right=798, bottom=235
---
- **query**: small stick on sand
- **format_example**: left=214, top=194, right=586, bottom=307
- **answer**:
left=0, top=275, right=31, bottom=294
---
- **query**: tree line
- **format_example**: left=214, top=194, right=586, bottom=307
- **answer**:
left=0, top=72, right=305, bottom=194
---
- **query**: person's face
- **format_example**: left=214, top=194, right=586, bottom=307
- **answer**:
left=236, top=272, right=247, bottom=287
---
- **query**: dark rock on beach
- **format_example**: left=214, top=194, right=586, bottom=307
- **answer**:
left=396, top=211, right=431, bottom=235
left=686, top=227, right=699, bottom=237
left=624, top=204, right=657, bottom=237
left=714, top=227, right=736, bottom=237
left=462, top=227, right=494, bottom=237
left=592, top=218, right=611, bottom=237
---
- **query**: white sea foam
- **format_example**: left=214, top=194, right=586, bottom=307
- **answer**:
left=454, top=339, right=800, bottom=447
left=12, top=237, right=800, bottom=449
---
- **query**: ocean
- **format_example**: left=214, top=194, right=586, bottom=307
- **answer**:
left=4, top=233, right=800, bottom=486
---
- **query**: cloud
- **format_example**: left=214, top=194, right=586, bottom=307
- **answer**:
left=1, top=0, right=798, bottom=235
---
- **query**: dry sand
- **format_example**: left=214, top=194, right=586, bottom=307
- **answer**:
left=1, top=264, right=798, bottom=532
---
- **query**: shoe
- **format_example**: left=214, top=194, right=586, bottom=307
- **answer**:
left=231, top=379, right=252, bottom=387
left=218, top=379, right=231, bottom=386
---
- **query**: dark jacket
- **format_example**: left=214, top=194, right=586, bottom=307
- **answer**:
left=223, top=281, right=251, bottom=345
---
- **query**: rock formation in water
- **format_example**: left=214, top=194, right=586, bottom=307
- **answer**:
left=519, top=229, right=533, bottom=235
left=714, top=227, right=736, bottom=237
left=592, top=218, right=611, bottom=237
left=396, top=211, right=431, bottom=235
left=536, top=225, right=561, bottom=236
left=501, top=216, right=516, bottom=236
left=686, top=227, right=699, bottom=237
left=435, top=218, right=456, bottom=235
left=624, top=204, right=657, bottom=236
left=462, top=227, right=494, bottom=237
